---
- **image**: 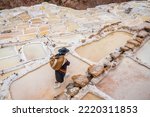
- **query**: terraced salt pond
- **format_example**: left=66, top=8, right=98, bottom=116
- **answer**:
left=52, top=34, right=84, bottom=43
left=10, top=54, right=89, bottom=99
left=96, top=58, right=150, bottom=99
left=76, top=32, right=133, bottom=62
left=0, top=56, right=20, bottom=70
left=0, top=47, right=17, bottom=58
left=0, top=68, right=25, bottom=80
left=23, top=43, right=47, bottom=60
left=135, top=40, right=150, bottom=65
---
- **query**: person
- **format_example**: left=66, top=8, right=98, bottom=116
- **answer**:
left=50, top=47, right=70, bottom=88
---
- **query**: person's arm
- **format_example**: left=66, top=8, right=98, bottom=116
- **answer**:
left=66, top=59, right=70, bottom=66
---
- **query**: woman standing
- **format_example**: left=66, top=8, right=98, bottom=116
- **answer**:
left=50, top=47, right=70, bottom=88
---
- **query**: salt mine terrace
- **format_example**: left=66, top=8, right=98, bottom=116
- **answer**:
left=0, top=1, right=150, bottom=100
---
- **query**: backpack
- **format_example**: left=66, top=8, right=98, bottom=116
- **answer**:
left=49, top=55, right=66, bottom=70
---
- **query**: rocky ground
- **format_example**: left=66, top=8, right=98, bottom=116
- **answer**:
left=0, top=0, right=131, bottom=10
left=0, top=1, right=150, bottom=100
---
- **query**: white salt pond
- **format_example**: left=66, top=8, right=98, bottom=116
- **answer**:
left=0, top=56, right=20, bottom=70
left=135, top=40, right=150, bottom=65
left=0, top=47, right=17, bottom=58
left=52, top=34, right=83, bottom=43
left=96, top=58, right=150, bottom=100
left=10, top=54, right=89, bottom=99
left=23, top=43, right=47, bottom=61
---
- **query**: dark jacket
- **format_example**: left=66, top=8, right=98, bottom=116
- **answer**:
left=55, top=53, right=70, bottom=83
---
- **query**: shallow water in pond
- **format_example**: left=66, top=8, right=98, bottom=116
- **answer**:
left=76, top=32, right=133, bottom=62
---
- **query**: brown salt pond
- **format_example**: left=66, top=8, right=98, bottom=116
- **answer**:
left=23, top=43, right=47, bottom=60
left=10, top=54, right=89, bottom=99
left=96, top=58, right=150, bottom=100
left=82, top=92, right=104, bottom=100
left=135, top=40, right=150, bottom=65
left=0, top=47, right=17, bottom=58
left=76, top=32, right=133, bottom=62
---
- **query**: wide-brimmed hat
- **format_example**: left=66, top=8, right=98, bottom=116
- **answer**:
left=58, top=47, right=69, bottom=54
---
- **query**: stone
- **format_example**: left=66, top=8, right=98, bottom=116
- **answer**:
left=137, top=30, right=148, bottom=38
left=81, top=39, right=86, bottom=43
left=1, top=30, right=12, bottom=34
left=103, top=64, right=111, bottom=71
left=130, top=26, right=141, bottom=31
left=127, top=40, right=141, bottom=47
left=120, top=46, right=130, bottom=51
left=135, top=38, right=144, bottom=44
left=72, top=75, right=89, bottom=88
left=88, top=65, right=104, bottom=77
left=66, top=83, right=75, bottom=89
left=53, top=92, right=68, bottom=100
left=124, top=8, right=132, bottom=14
left=89, top=34, right=95, bottom=39
left=125, top=43, right=135, bottom=50
left=144, top=24, right=150, bottom=32
left=52, top=44, right=56, bottom=47
left=110, top=52, right=121, bottom=60
left=105, top=56, right=113, bottom=62
left=66, top=86, right=80, bottom=97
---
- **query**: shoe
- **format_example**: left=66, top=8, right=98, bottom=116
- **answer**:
left=54, top=82, right=61, bottom=89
